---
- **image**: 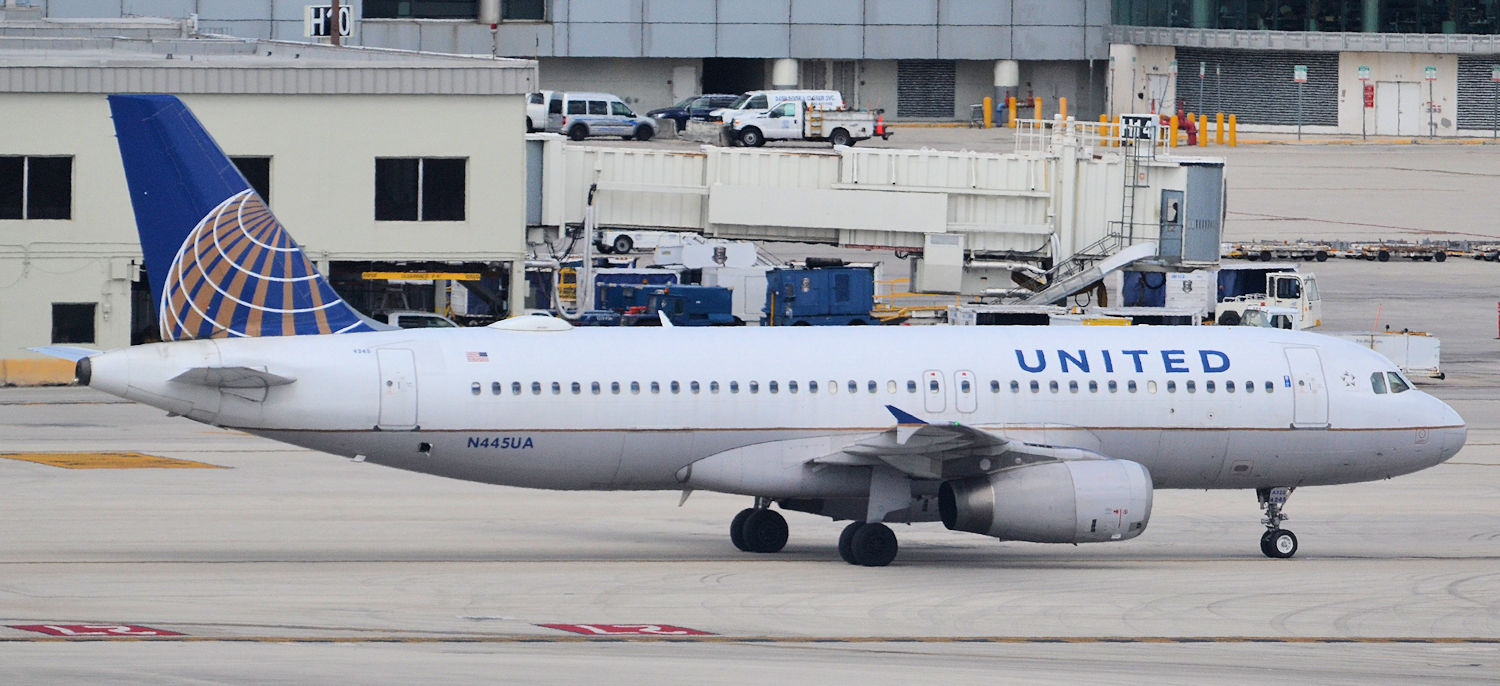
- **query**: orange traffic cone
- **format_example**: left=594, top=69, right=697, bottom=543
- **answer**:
left=875, top=113, right=889, bottom=139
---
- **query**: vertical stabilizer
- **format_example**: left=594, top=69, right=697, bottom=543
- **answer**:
left=108, top=94, right=374, bottom=339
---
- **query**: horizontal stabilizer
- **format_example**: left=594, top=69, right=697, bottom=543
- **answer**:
left=27, top=346, right=101, bottom=362
left=170, top=366, right=296, bottom=389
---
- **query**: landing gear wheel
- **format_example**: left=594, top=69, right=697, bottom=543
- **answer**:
left=741, top=509, right=788, bottom=553
left=1256, top=486, right=1298, bottom=559
left=1263, top=529, right=1298, bottom=559
left=730, top=508, right=754, bottom=552
left=838, top=522, right=862, bottom=564
left=848, top=522, right=898, bottom=567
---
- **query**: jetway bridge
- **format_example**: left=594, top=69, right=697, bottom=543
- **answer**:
left=524, top=118, right=1225, bottom=301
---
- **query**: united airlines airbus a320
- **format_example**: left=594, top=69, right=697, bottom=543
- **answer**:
left=51, top=95, right=1466, bottom=566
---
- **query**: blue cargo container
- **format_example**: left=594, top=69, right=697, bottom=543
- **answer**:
left=761, top=266, right=875, bottom=326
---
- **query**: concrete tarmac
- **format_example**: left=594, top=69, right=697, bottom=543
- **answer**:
left=5, top=138, right=1500, bottom=682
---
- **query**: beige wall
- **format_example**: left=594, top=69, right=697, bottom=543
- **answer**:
left=0, top=92, right=528, bottom=358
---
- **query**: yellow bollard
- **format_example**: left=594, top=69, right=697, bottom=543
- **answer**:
left=1099, top=113, right=1110, bottom=146
left=1113, top=115, right=1121, bottom=148
left=1008, top=96, right=1017, bottom=128
left=1216, top=112, right=1225, bottom=145
left=1199, top=114, right=1208, bottom=145
left=1169, top=115, right=1179, bottom=147
left=1229, top=114, right=1237, bottom=146
left=1059, top=97, right=1067, bottom=119
left=983, top=96, right=993, bottom=129
left=1034, top=97, right=1043, bottom=122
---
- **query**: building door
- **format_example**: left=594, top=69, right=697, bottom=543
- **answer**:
left=671, top=65, right=697, bottom=103
left=1376, top=82, right=1421, bottom=135
left=923, top=369, right=946, bottom=413
left=1284, top=347, right=1328, bottom=428
left=1147, top=73, right=1173, bottom=114
left=377, top=348, right=418, bottom=430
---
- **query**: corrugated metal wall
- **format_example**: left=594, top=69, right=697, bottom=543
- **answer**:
left=1174, top=47, right=1338, bottom=125
left=1457, top=55, right=1500, bottom=131
left=896, top=60, right=956, bottom=119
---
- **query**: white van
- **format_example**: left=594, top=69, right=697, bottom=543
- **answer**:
left=524, top=90, right=555, bottom=132
left=546, top=92, right=658, bottom=141
left=712, top=90, right=844, bottom=120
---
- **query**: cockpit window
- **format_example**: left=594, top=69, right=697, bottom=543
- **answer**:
left=1370, top=372, right=1387, bottom=395
left=1387, top=372, right=1411, bottom=394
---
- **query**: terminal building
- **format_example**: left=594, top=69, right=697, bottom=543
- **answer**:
left=5, top=1, right=1115, bottom=121
left=0, top=23, right=535, bottom=362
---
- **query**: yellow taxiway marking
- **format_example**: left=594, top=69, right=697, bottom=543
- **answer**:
left=1, top=634, right=1498, bottom=645
left=0, top=452, right=226, bottom=469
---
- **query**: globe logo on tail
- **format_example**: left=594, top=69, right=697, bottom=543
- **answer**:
left=160, top=189, right=367, bottom=340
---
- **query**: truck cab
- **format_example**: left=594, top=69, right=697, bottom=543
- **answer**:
left=1215, top=272, right=1321, bottom=328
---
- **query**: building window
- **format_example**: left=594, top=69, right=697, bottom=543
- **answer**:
left=375, top=157, right=466, bottom=221
left=51, top=303, right=95, bottom=344
left=0, top=156, right=71, bottom=220
left=230, top=156, right=271, bottom=204
left=503, top=0, right=546, bottom=21
left=365, top=1, right=479, bottom=19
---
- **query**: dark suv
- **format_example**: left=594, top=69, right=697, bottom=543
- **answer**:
left=646, top=94, right=738, bottom=131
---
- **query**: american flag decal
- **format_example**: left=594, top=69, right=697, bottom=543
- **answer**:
left=466, top=351, right=489, bottom=362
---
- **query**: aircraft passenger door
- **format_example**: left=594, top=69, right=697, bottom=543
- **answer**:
left=377, top=348, right=419, bottom=431
left=1284, top=347, right=1328, bottom=429
left=923, top=370, right=946, bottom=414
left=954, top=370, right=977, bottom=414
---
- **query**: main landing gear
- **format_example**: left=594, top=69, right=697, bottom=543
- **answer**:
left=1257, top=487, right=1298, bottom=559
left=728, top=500, right=899, bottom=566
left=838, top=521, right=898, bottom=567
left=730, top=499, right=788, bottom=554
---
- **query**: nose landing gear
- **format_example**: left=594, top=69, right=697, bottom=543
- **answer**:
left=1257, top=487, right=1298, bottom=559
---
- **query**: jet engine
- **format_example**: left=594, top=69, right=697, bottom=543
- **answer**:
left=939, top=459, right=1152, bottom=543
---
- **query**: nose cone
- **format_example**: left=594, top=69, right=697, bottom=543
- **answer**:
left=1438, top=399, right=1467, bottom=462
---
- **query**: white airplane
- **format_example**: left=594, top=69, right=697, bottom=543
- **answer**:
left=54, top=95, right=1467, bottom=567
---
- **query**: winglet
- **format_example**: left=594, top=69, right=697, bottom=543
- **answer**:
left=28, top=346, right=101, bottom=362
left=885, top=405, right=927, bottom=425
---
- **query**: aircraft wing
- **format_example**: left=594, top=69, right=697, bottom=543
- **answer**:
left=811, top=405, right=1107, bottom=480
left=28, top=345, right=101, bottom=362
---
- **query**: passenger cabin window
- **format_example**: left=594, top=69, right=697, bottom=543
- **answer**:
left=491, top=382, right=501, bottom=395
left=1371, top=372, right=1387, bottom=394
left=1387, top=372, right=1410, bottom=393
left=769, top=381, right=779, bottom=394
left=1029, top=380, right=1040, bottom=393
left=471, top=382, right=481, bottom=395
left=731, top=381, right=740, bottom=393
left=709, top=381, right=719, bottom=393
left=670, top=381, right=681, bottom=394
left=651, top=382, right=661, bottom=394
left=631, top=381, right=641, bottom=394
left=1010, top=380, right=1020, bottom=393
left=591, top=382, right=601, bottom=395
left=512, top=381, right=522, bottom=395
left=571, top=382, right=581, bottom=395
left=611, top=381, right=621, bottom=395
left=531, top=382, right=542, bottom=395
left=1185, top=380, right=1196, bottom=393
left=1166, top=380, right=1177, bottom=393
left=1107, top=380, right=1118, bottom=393
left=850, top=380, right=859, bottom=393
left=1226, top=380, right=1235, bottom=393
left=1264, top=380, right=1274, bottom=393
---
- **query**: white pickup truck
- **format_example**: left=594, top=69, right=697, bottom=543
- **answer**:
left=727, top=101, right=887, bottom=147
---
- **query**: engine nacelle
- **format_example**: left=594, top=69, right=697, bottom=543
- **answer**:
left=939, top=459, right=1153, bottom=543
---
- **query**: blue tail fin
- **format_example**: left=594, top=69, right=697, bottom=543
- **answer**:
left=108, top=94, right=374, bottom=340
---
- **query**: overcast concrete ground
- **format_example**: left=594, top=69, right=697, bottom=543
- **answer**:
left=3, top=136, right=1500, bottom=683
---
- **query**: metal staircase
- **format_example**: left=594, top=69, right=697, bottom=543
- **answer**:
left=1022, top=126, right=1158, bottom=305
